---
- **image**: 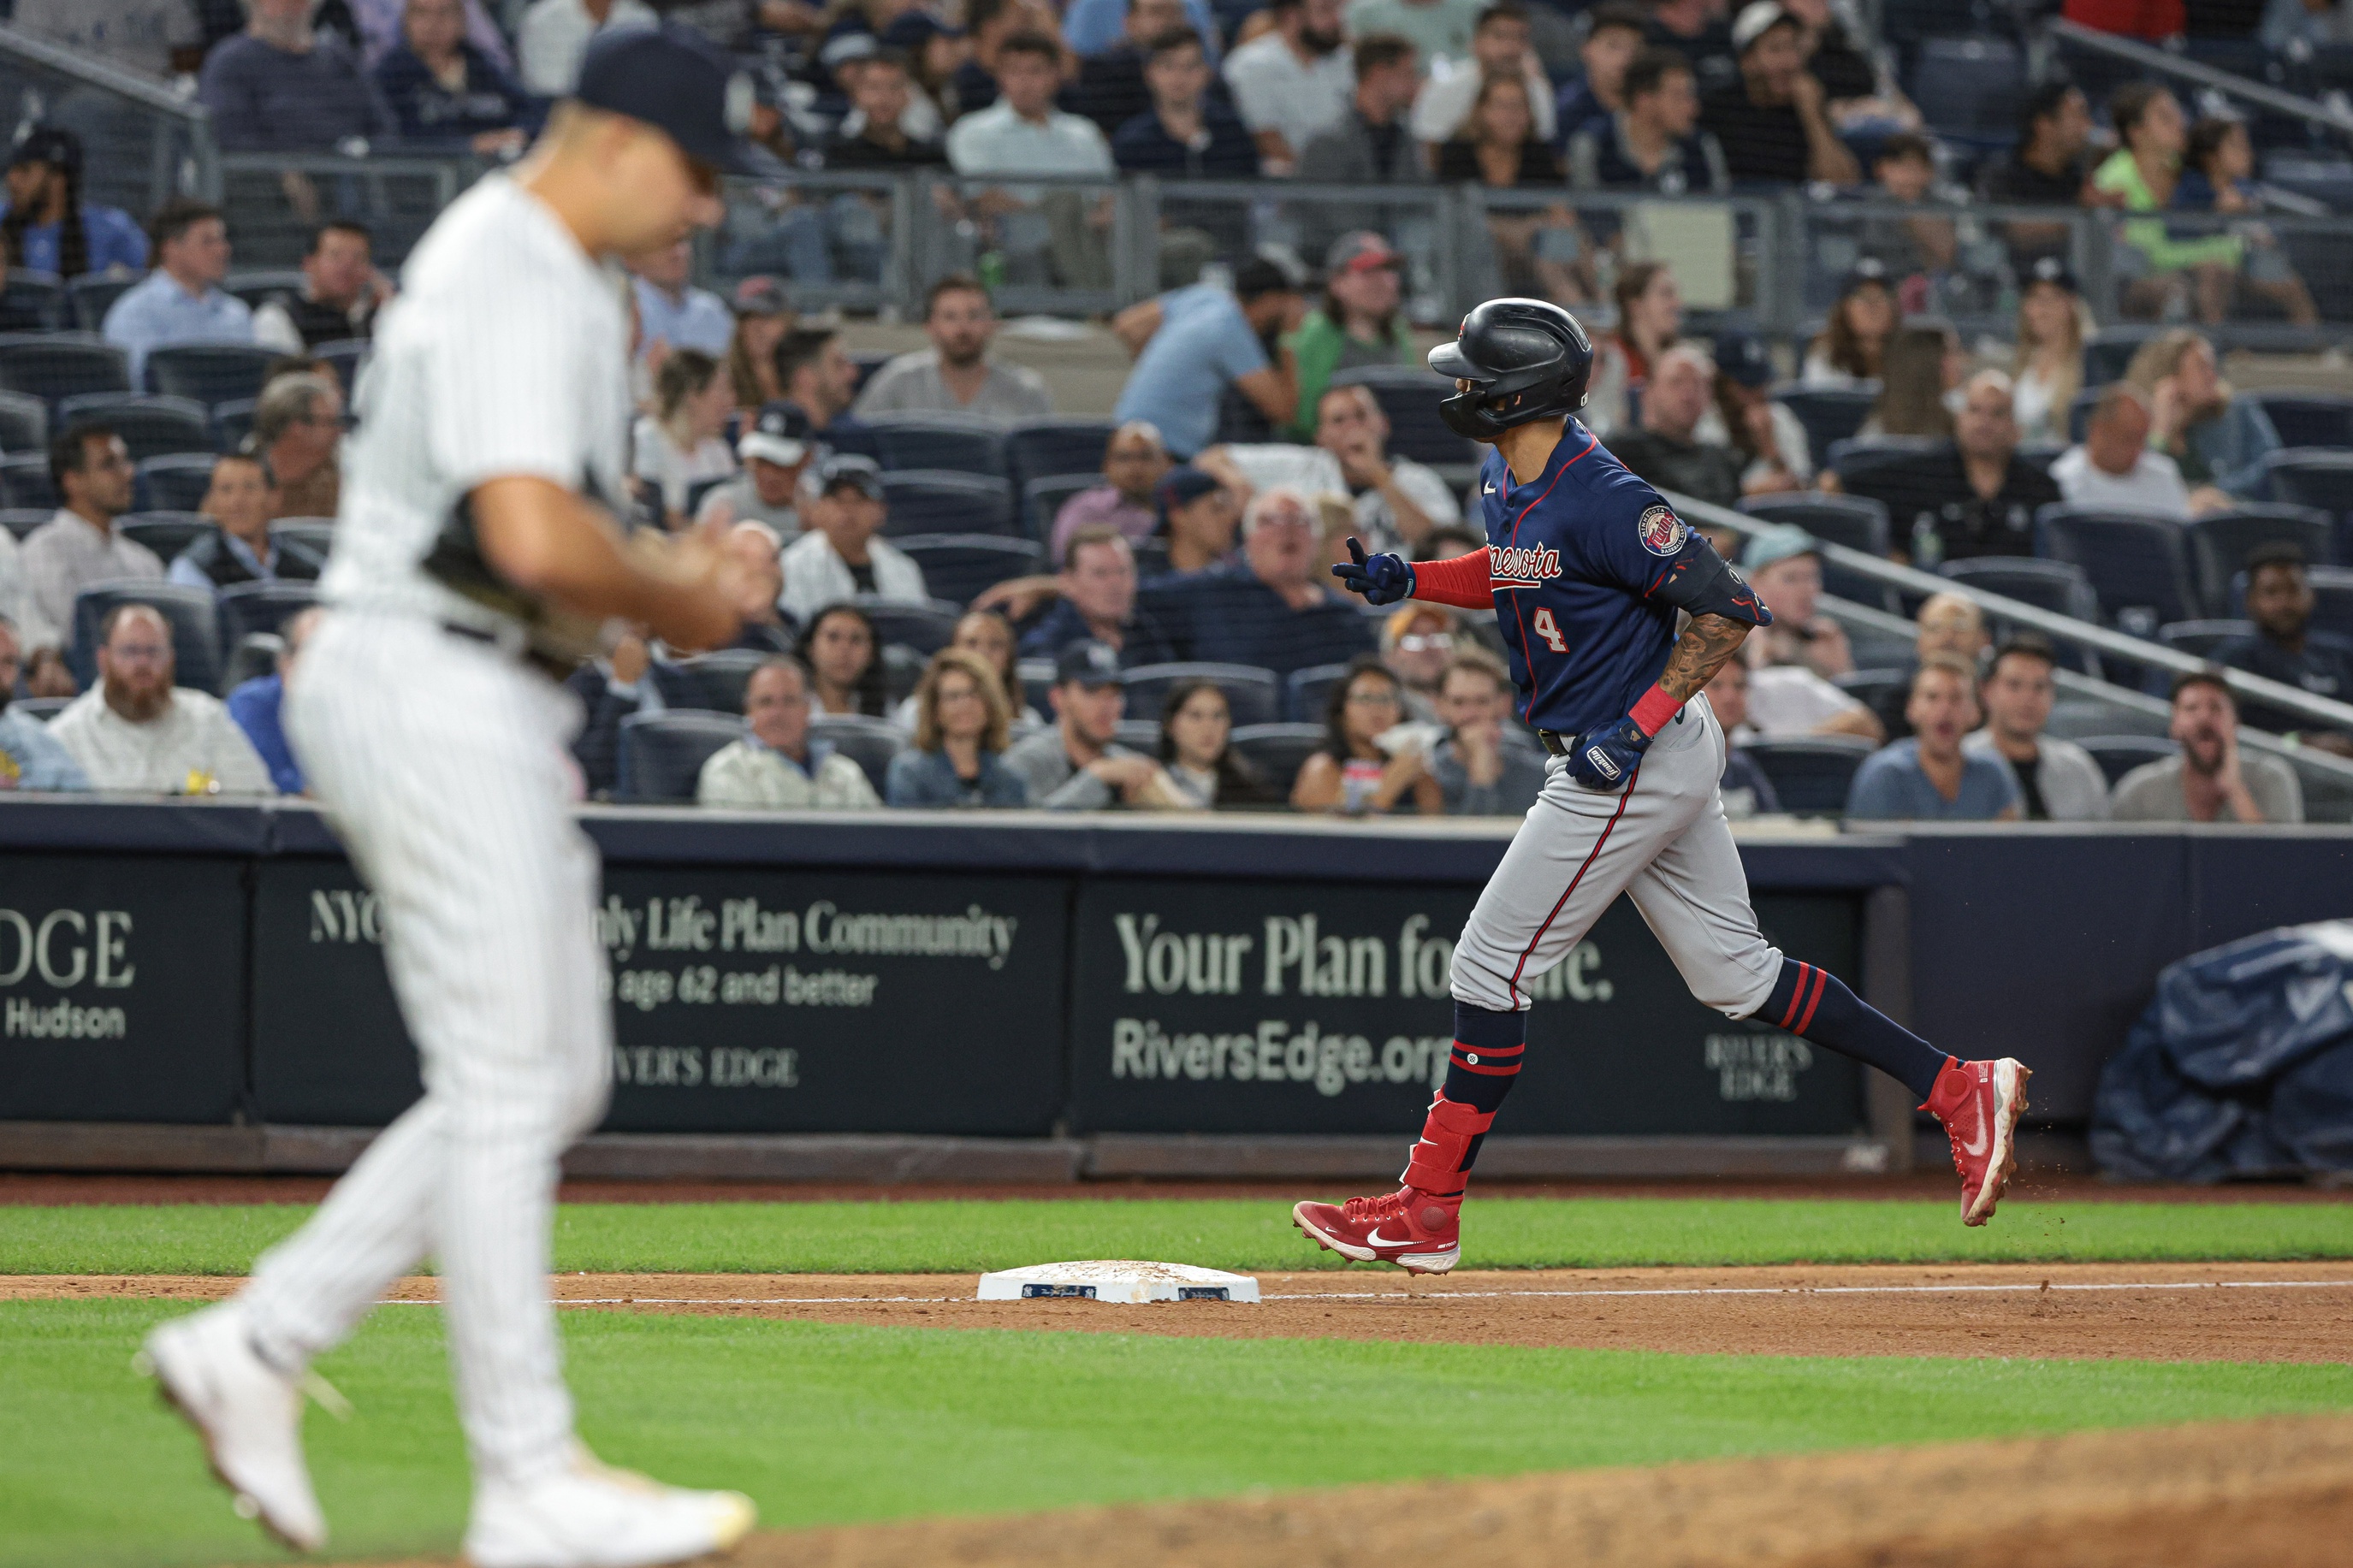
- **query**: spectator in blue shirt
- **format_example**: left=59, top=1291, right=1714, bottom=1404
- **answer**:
left=629, top=237, right=735, bottom=369
left=199, top=0, right=395, bottom=153
left=228, top=606, right=319, bottom=796
left=373, top=0, right=538, bottom=156
left=1845, top=654, right=2022, bottom=820
left=886, top=646, right=1031, bottom=807
left=1141, top=484, right=1376, bottom=676
left=102, top=199, right=255, bottom=387
left=1111, top=258, right=1306, bottom=459
left=0, top=128, right=147, bottom=281
left=0, top=617, right=91, bottom=792
left=1064, top=0, right=1222, bottom=63
left=1111, top=29, right=1259, bottom=178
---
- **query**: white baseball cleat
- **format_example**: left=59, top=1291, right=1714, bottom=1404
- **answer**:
left=136, top=1301, right=329, bottom=1553
left=464, top=1445, right=757, bottom=1568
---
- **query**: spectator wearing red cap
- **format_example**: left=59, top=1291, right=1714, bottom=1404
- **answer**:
left=1285, top=231, right=1416, bottom=439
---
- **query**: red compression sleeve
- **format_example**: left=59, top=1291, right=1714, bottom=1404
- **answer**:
left=1409, top=549, right=1494, bottom=610
left=1629, top=683, right=1683, bottom=737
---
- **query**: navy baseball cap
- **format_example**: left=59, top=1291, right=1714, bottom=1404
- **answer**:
left=1837, top=257, right=1891, bottom=297
left=2025, top=254, right=2079, bottom=295
left=881, top=12, right=963, bottom=48
left=1055, top=639, right=1124, bottom=689
left=1714, top=332, right=1774, bottom=388
left=9, top=126, right=80, bottom=175
left=738, top=401, right=811, bottom=466
left=811, top=451, right=885, bottom=500
left=1155, top=465, right=1220, bottom=517
left=574, top=24, right=762, bottom=175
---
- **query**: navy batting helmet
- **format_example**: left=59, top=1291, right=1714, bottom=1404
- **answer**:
left=1427, top=298, right=1594, bottom=441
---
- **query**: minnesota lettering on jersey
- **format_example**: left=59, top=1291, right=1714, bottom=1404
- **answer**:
left=1487, top=541, right=1563, bottom=589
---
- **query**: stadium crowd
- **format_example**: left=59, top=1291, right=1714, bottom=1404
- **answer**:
left=0, top=0, right=2350, bottom=825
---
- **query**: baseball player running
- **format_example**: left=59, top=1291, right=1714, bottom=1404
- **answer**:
left=137, top=28, right=758, bottom=1566
left=1293, top=299, right=2030, bottom=1275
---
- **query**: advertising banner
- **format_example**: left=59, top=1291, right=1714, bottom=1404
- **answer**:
left=1067, top=879, right=1864, bottom=1136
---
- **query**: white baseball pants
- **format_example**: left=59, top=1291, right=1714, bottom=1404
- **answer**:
left=248, top=612, right=610, bottom=1486
left=1450, top=694, right=1784, bottom=1020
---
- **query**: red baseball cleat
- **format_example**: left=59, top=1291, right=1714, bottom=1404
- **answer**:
left=1292, top=1186, right=1461, bottom=1274
left=1924, top=1057, right=2032, bottom=1227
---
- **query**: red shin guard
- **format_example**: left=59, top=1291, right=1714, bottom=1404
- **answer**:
left=1402, top=1093, right=1495, bottom=1198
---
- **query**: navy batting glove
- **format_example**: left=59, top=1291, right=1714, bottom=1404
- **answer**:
left=1331, top=536, right=1414, bottom=606
left=1562, top=716, right=1651, bottom=791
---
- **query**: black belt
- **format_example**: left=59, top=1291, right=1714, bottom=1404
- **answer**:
left=1538, top=730, right=1570, bottom=758
left=439, top=618, right=574, bottom=682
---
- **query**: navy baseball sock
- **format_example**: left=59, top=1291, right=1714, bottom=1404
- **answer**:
left=1762, top=958, right=1950, bottom=1103
left=1404, top=1002, right=1525, bottom=1196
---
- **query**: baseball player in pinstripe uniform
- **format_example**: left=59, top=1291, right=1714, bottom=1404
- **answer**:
left=138, top=29, right=761, bottom=1566
left=1294, top=299, right=2031, bottom=1275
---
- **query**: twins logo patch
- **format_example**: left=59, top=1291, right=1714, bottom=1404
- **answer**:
left=1637, top=504, right=1688, bottom=558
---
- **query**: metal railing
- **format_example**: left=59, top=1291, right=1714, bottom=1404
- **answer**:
left=0, top=24, right=214, bottom=222
left=2048, top=18, right=2353, bottom=144
left=217, top=152, right=482, bottom=269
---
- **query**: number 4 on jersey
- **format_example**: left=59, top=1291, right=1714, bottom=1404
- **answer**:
left=1530, top=607, right=1568, bottom=653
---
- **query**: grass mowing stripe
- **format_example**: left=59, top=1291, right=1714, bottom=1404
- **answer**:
left=3, top=1198, right=2351, bottom=1276
left=7, top=1299, right=2353, bottom=1568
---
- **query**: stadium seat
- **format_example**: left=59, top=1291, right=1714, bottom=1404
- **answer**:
left=2246, top=390, right=2353, bottom=452
left=1285, top=660, right=1353, bottom=722
left=0, top=508, right=49, bottom=540
left=216, top=581, right=321, bottom=661
left=313, top=339, right=370, bottom=397
left=2035, top=506, right=2203, bottom=634
left=2261, top=448, right=2353, bottom=525
left=1824, top=435, right=1942, bottom=480
left=1937, top=555, right=2101, bottom=620
left=2082, top=326, right=2165, bottom=388
left=1114, top=719, right=1161, bottom=754
left=0, top=332, right=130, bottom=405
left=2155, top=619, right=2252, bottom=661
left=2065, top=387, right=2099, bottom=443
left=144, top=343, right=279, bottom=405
left=270, top=518, right=336, bottom=566
left=1004, top=418, right=1118, bottom=491
left=2308, top=565, right=2353, bottom=642
left=11, top=695, right=69, bottom=722
left=119, top=512, right=216, bottom=565
left=854, top=595, right=963, bottom=654
left=863, top=412, right=1009, bottom=477
left=1773, top=385, right=1879, bottom=463
left=879, top=470, right=1017, bottom=537
left=2184, top=505, right=2335, bottom=615
left=1016, top=656, right=1056, bottom=717
left=1908, top=35, right=2026, bottom=136
left=222, top=270, right=305, bottom=311
left=0, top=388, right=46, bottom=453
left=662, top=648, right=771, bottom=714
left=0, top=455, right=56, bottom=510
left=66, top=274, right=134, bottom=333
left=846, top=352, right=893, bottom=399
left=894, top=534, right=1044, bottom=606
left=2080, top=734, right=2178, bottom=788
left=1022, top=473, right=1098, bottom=545
left=221, top=631, right=283, bottom=693
left=810, top=713, right=907, bottom=795
left=1331, top=365, right=1482, bottom=469
left=0, top=274, right=63, bottom=332
left=1738, top=491, right=1891, bottom=557
left=214, top=396, right=258, bottom=452
left=2015, top=441, right=2065, bottom=476
left=68, top=580, right=220, bottom=692
left=1833, top=666, right=1911, bottom=718
left=617, top=710, right=744, bottom=803
left=879, top=642, right=926, bottom=708
left=1228, top=722, right=1324, bottom=797
left=1122, top=661, right=1281, bottom=725
left=137, top=453, right=219, bottom=513
left=1741, top=736, right=1876, bottom=815
left=55, top=393, right=214, bottom=464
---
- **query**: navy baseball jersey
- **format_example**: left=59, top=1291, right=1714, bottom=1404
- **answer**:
left=1472, top=421, right=1717, bottom=737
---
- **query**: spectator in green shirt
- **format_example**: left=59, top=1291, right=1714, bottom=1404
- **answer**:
left=2092, top=82, right=2241, bottom=323
left=1283, top=229, right=1415, bottom=438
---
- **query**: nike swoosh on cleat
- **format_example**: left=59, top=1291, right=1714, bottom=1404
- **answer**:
left=1958, top=1117, right=1991, bottom=1158
left=1364, top=1227, right=1422, bottom=1247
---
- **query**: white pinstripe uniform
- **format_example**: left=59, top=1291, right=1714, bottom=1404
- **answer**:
left=240, top=173, right=631, bottom=1488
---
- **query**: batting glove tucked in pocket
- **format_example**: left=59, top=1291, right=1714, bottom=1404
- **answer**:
left=1562, top=716, right=1650, bottom=792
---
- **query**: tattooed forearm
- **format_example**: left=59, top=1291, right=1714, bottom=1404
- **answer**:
left=1658, top=612, right=1750, bottom=701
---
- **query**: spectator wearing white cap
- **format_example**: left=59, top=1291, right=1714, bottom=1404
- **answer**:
left=696, top=402, right=814, bottom=535
left=1698, top=1, right=1857, bottom=186
left=778, top=453, right=930, bottom=624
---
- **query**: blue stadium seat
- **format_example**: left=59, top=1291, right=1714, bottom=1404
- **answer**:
left=810, top=713, right=908, bottom=795
left=2015, top=441, right=2065, bottom=476
left=0, top=454, right=56, bottom=509
left=313, top=339, right=370, bottom=398
left=1122, top=661, right=1281, bottom=725
left=2307, top=565, right=2353, bottom=642
left=2035, top=506, right=2203, bottom=634
left=662, top=648, right=772, bottom=714
left=853, top=595, right=964, bottom=654
left=1908, top=35, right=2026, bottom=137
left=1284, top=660, right=1353, bottom=722
left=2261, top=448, right=2353, bottom=526
left=11, top=695, right=69, bottom=722
left=0, top=274, right=64, bottom=332
left=879, top=470, right=1017, bottom=537
left=0, top=332, right=130, bottom=406
left=2080, top=734, right=2178, bottom=788
left=2155, top=619, right=2252, bottom=660
left=222, top=270, right=305, bottom=311
left=68, top=580, right=220, bottom=692
left=1833, top=665, right=1911, bottom=719
left=863, top=412, right=1009, bottom=477
left=1824, top=435, right=1943, bottom=479
left=1741, top=736, right=1876, bottom=816
left=2066, top=387, right=2099, bottom=443
left=1005, top=417, right=1119, bottom=489
left=119, top=512, right=216, bottom=565
left=66, top=274, right=133, bottom=333
left=1228, top=722, right=1324, bottom=796
left=270, top=518, right=336, bottom=571
left=216, top=580, right=320, bottom=660
left=214, top=396, right=258, bottom=452
left=2184, top=505, right=2335, bottom=615
left=144, top=343, right=278, bottom=405
left=0, top=508, right=49, bottom=540
left=893, top=534, right=1044, bottom=606
left=2082, top=326, right=2166, bottom=388
left=220, top=630, right=284, bottom=693
left=55, top=393, right=214, bottom=464
left=1114, top=719, right=1161, bottom=753
left=1023, top=473, right=1099, bottom=546
left=1737, top=491, right=1891, bottom=556
left=1937, top=555, right=2103, bottom=673
left=1774, top=385, right=1880, bottom=466
left=847, top=352, right=892, bottom=399
left=1331, top=365, right=1482, bottom=469
left=0, top=388, right=46, bottom=453
left=617, top=710, right=744, bottom=803
left=137, top=453, right=219, bottom=513
left=2245, top=390, right=2353, bottom=452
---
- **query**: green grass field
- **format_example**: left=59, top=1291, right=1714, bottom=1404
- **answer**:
left=3, top=1195, right=2351, bottom=1275
left=11, top=1299, right=2353, bottom=1568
